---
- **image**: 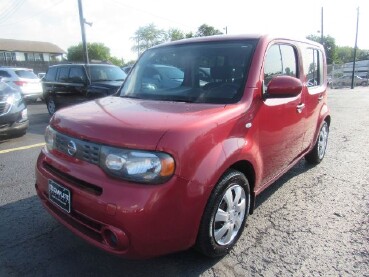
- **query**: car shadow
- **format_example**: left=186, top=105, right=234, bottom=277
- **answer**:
left=0, top=196, right=220, bottom=276
left=1, top=161, right=315, bottom=276
left=254, top=159, right=314, bottom=209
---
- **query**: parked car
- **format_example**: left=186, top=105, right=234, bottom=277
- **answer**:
left=42, top=63, right=127, bottom=115
left=35, top=34, right=330, bottom=259
left=121, top=65, right=133, bottom=74
left=37, top=72, right=46, bottom=79
left=330, top=75, right=368, bottom=88
left=0, top=78, right=29, bottom=137
left=0, top=67, right=43, bottom=102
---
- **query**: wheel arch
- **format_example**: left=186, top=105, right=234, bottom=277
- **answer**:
left=229, top=160, right=256, bottom=214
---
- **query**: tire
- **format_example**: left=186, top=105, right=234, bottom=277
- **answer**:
left=195, top=169, right=250, bottom=257
left=305, top=121, right=329, bottom=164
left=46, top=96, right=57, bottom=115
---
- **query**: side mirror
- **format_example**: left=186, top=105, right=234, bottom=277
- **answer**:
left=266, top=75, right=302, bottom=98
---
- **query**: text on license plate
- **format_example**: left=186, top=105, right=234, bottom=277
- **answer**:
left=48, top=179, right=71, bottom=213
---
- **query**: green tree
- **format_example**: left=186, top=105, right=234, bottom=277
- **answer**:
left=185, top=32, right=194, bottom=38
left=335, top=46, right=354, bottom=64
left=335, top=47, right=369, bottom=64
left=67, top=42, right=123, bottom=66
left=168, top=28, right=185, bottom=41
left=195, top=24, right=223, bottom=37
left=67, top=42, right=111, bottom=62
left=131, top=24, right=167, bottom=56
left=306, top=34, right=336, bottom=64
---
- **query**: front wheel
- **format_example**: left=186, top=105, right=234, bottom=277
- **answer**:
left=195, top=169, right=250, bottom=257
left=305, top=121, right=329, bottom=164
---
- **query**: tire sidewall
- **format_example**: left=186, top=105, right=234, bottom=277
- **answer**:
left=46, top=96, right=56, bottom=115
left=197, top=170, right=250, bottom=257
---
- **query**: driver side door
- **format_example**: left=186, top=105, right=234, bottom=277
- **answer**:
left=258, top=43, right=306, bottom=185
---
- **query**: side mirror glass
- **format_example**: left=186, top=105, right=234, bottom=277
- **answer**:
left=266, top=76, right=302, bottom=98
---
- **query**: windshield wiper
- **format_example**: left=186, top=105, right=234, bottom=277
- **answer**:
left=121, top=95, right=143, bottom=100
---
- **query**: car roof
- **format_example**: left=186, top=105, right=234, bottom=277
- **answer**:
left=151, top=34, right=321, bottom=49
left=49, top=63, right=118, bottom=68
left=0, top=67, right=33, bottom=71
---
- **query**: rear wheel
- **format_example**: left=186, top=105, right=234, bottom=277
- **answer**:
left=46, top=96, right=57, bottom=115
left=196, top=169, right=250, bottom=257
left=305, top=121, right=329, bottom=164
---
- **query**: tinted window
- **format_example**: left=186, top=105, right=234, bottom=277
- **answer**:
left=303, top=48, right=324, bottom=87
left=88, top=65, right=126, bottom=82
left=58, top=67, right=70, bottom=82
left=0, top=70, right=11, bottom=77
left=45, top=67, right=58, bottom=81
left=264, top=44, right=297, bottom=85
left=69, top=67, right=86, bottom=83
left=121, top=40, right=257, bottom=104
left=15, top=70, right=38, bottom=79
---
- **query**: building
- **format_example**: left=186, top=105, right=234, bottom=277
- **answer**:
left=0, top=38, right=66, bottom=73
left=343, top=60, right=369, bottom=78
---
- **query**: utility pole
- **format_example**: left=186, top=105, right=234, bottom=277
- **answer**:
left=351, top=7, right=359, bottom=89
left=78, top=0, right=89, bottom=64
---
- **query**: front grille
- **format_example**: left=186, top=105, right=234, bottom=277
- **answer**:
left=42, top=190, right=105, bottom=243
left=44, top=162, right=103, bottom=195
left=55, top=133, right=101, bottom=164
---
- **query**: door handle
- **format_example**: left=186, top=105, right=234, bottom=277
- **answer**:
left=318, top=95, right=324, bottom=102
left=296, top=103, right=305, bottom=113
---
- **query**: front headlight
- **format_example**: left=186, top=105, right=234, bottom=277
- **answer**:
left=45, top=126, right=56, bottom=151
left=6, top=92, right=22, bottom=105
left=100, top=146, right=175, bottom=184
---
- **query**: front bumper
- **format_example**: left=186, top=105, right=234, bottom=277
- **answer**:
left=35, top=149, right=200, bottom=258
left=0, top=105, right=28, bottom=136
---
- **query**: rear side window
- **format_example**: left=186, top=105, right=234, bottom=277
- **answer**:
left=57, top=67, right=70, bottom=82
left=15, top=70, right=38, bottom=79
left=303, top=48, right=324, bottom=87
left=45, top=67, right=57, bottom=81
left=69, top=67, right=86, bottom=83
left=264, top=44, right=298, bottom=85
left=0, top=70, right=11, bottom=77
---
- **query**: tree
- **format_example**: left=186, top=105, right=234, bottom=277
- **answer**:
left=131, top=24, right=167, bottom=56
left=168, top=28, right=185, bottom=41
left=68, top=42, right=111, bottom=62
left=306, top=34, right=336, bottom=64
left=335, top=46, right=354, bottom=64
left=67, top=42, right=123, bottom=66
left=185, top=32, right=194, bottom=39
left=195, top=24, right=223, bottom=37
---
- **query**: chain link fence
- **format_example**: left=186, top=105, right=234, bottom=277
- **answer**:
left=328, top=60, right=369, bottom=88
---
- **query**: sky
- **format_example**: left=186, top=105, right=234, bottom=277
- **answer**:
left=0, top=0, right=368, bottom=62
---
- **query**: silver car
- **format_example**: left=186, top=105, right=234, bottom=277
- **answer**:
left=0, top=67, right=43, bottom=101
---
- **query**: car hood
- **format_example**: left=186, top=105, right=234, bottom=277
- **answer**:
left=50, top=96, right=227, bottom=150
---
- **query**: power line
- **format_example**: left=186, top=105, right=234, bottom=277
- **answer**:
left=0, top=0, right=64, bottom=27
left=0, top=0, right=26, bottom=24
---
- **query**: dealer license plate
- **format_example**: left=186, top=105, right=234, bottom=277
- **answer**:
left=48, top=180, right=71, bottom=213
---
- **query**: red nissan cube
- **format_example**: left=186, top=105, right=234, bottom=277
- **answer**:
left=35, top=34, right=330, bottom=259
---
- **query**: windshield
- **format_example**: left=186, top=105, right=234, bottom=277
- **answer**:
left=120, top=40, right=257, bottom=104
left=88, top=65, right=127, bottom=82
